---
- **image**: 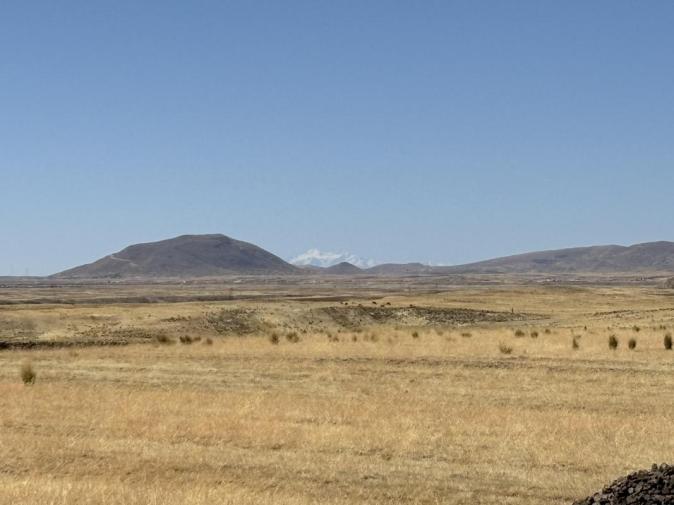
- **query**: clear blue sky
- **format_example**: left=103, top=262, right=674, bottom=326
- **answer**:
left=2, top=1, right=674, bottom=275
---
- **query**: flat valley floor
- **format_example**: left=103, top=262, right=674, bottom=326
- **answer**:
left=0, top=281, right=673, bottom=504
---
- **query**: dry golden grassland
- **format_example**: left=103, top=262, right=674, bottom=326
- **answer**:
left=0, top=285, right=673, bottom=504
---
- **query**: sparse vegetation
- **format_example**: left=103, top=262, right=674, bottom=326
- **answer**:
left=572, top=336, right=579, bottom=350
left=411, top=331, right=419, bottom=339
left=609, top=334, right=619, bottom=350
left=665, top=333, right=673, bottom=350
left=269, top=332, right=280, bottom=345
left=285, top=331, right=300, bottom=343
left=460, top=331, right=472, bottom=338
left=530, top=330, right=538, bottom=338
left=514, top=329, right=525, bottom=337
left=628, top=338, right=637, bottom=350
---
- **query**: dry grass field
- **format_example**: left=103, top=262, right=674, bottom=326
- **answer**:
left=1, top=283, right=673, bottom=504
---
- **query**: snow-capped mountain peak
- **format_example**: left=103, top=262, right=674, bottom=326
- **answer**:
left=290, top=249, right=377, bottom=269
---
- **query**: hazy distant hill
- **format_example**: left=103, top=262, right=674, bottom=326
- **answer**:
left=324, top=262, right=363, bottom=275
left=365, top=263, right=434, bottom=275
left=447, top=241, right=674, bottom=274
left=54, top=234, right=299, bottom=278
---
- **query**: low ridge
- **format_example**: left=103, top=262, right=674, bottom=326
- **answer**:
left=446, top=241, right=674, bottom=274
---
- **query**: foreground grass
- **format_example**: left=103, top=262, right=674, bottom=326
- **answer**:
left=0, top=286, right=673, bottom=504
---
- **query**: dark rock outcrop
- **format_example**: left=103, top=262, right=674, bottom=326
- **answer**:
left=573, top=464, right=674, bottom=505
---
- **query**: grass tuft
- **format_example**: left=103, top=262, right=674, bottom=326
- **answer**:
left=20, top=362, right=36, bottom=385
left=498, top=343, right=513, bottom=355
left=155, top=333, right=174, bottom=344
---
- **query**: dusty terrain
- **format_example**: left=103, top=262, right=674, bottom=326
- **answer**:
left=0, top=280, right=673, bottom=504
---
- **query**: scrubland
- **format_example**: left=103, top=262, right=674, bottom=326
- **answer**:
left=0, top=284, right=673, bottom=504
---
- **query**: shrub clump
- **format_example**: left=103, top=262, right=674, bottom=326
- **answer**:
left=572, top=337, right=579, bottom=350
left=269, top=333, right=280, bottom=345
left=285, top=332, right=300, bottom=343
left=514, top=329, right=525, bottom=337
left=628, top=338, right=637, bottom=350
left=608, top=335, right=619, bottom=350
left=664, top=333, right=672, bottom=350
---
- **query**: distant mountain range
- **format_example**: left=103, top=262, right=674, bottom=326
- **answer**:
left=51, top=234, right=674, bottom=279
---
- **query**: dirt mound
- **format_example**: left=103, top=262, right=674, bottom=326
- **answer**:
left=573, top=464, right=674, bottom=504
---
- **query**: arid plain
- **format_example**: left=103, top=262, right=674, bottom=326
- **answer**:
left=1, top=278, right=673, bottom=504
